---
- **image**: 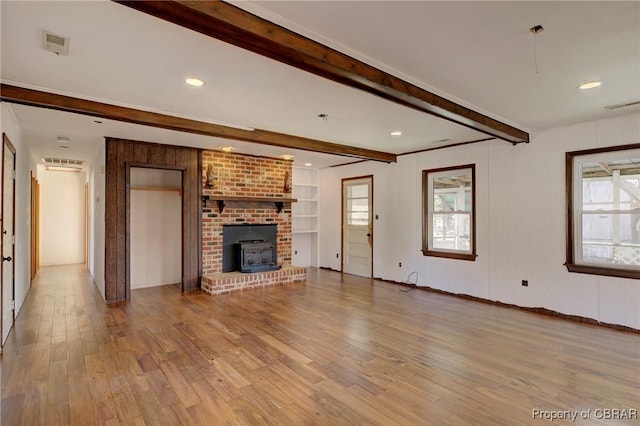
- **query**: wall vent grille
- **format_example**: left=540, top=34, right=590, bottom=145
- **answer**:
left=43, top=30, right=70, bottom=55
left=42, top=158, right=84, bottom=166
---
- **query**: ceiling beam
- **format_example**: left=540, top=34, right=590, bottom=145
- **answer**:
left=115, top=0, right=529, bottom=145
left=0, top=84, right=396, bottom=163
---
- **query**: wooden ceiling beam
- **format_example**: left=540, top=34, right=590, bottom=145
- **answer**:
left=0, top=84, right=396, bottom=163
left=115, top=0, right=529, bottom=145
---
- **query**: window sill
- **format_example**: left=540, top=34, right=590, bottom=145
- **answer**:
left=565, top=263, right=640, bottom=280
left=421, top=250, right=477, bottom=261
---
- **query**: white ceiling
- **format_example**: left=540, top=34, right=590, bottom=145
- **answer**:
left=2, top=1, right=639, bottom=169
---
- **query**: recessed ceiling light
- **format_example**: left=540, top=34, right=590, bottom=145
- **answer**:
left=304, top=163, right=312, bottom=167
left=59, top=145, right=69, bottom=149
left=185, top=77, right=205, bottom=87
left=280, top=154, right=294, bottom=160
left=579, top=81, right=602, bottom=90
left=390, top=131, right=402, bottom=137
left=220, top=146, right=235, bottom=152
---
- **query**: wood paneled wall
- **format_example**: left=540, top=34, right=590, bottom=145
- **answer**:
left=105, top=138, right=201, bottom=303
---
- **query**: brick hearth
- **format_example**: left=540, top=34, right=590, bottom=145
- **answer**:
left=201, top=265, right=307, bottom=296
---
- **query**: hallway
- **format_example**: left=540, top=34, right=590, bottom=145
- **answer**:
left=1, top=265, right=639, bottom=425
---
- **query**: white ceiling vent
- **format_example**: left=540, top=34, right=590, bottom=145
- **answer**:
left=42, top=157, right=84, bottom=166
left=43, top=30, right=70, bottom=55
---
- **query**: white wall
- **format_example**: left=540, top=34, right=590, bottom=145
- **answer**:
left=88, top=142, right=106, bottom=300
left=319, top=112, right=640, bottom=330
left=130, top=168, right=182, bottom=289
left=1, top=102, right=37, bottom=323
left=39, top=165, right=86, bottom=265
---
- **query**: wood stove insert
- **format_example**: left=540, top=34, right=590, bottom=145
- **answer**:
left=222, top=224, right=280, bottom=273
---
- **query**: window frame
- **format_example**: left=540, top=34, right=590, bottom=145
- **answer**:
left=566, top=143, right=640, bottom=279
left=422, top=164, right=477, bottom=261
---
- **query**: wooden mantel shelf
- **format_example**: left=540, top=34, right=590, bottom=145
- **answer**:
left=202, top=195, right=297, bottom=213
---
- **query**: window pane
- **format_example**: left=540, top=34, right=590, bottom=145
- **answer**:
left=582, top=179, right=640, bottom=211
left=431, top=171, right=472, bottom=252
left=434, top=193, right=454, bottom=212
left=348, top=198, right=369, bottom=212
left=582, top=213, right=613, bottom=241
left=582, top=212, right=640, bottom=266
left=433, top=174, right=471, bottom=191
left=346, top=184, right=369, bottom=225
left=432, top=213, right=471, bottom=251
left=348, top=212, right=369, bottom=225
left=347, top=184, right=368, bottom=198
left=433, top=174, right=472, bottom=213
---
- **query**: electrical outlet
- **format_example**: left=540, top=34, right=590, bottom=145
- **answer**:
left=398, top=262, right=402, bottom=267
left=521, top=280, right=528, bottom=287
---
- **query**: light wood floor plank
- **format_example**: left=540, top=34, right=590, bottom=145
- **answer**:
left=2, top=265, right=639, bottom=425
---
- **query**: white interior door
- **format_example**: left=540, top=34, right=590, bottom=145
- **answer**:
left=342, top=176, right=372, bottom=277
left=2, top=136, right=16, bottom=346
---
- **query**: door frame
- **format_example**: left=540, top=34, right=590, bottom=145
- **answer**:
left=341, top=175, right=373, bottom=277
left=1, top=133, right=17, bottom=348
left=31, top=171, right=40, bottom=280
left=85, top=182, right=88, bottom=266
left=105, top=138, right=201, bottom=303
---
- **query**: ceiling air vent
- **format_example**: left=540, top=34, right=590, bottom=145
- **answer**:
left=42, top=158, right=84, bottom=166
left=43, top=30, right=70, bottom=55
left=604, top=101, right=640, bottom=111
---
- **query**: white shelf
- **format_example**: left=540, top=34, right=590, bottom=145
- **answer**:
left=292, top=166, right=319, bottom=267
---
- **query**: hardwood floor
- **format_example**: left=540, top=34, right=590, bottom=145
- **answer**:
left=2, top=265, right=639, bottom=425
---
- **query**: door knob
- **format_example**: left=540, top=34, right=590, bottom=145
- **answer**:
left=2, top=256, right=11, bottom=262
left=367, top=233, right=371, bottom=237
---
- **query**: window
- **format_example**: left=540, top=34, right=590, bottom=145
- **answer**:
left=422, top=164, right=476, bottom=260
left=346, top=183, right=370, bottom=225
left=566, top=144, right=640, bottom=279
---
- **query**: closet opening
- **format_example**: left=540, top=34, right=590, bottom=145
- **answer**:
left=129, top=167, right=182, bottom=293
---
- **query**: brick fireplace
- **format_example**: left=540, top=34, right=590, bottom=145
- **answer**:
left=201, top=150, right=306, bottom=295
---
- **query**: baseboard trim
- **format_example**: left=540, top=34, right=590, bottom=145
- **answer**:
left=371, top=276, right=639, bottom=334
left=314, top=268, right=638, bottom=332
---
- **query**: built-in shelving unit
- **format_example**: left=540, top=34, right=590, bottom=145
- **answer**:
left=292, top=166, right=319, bottom=267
